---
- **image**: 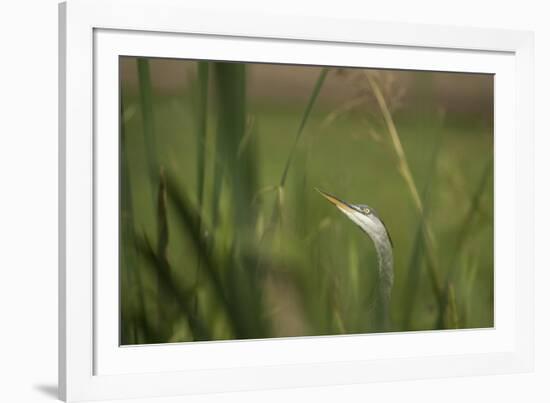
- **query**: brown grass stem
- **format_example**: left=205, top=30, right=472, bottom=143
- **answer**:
left=366, top=73, right=445, bottom=316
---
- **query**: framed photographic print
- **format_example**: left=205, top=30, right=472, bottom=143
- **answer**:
left=59, top=0, right=534, bottom=401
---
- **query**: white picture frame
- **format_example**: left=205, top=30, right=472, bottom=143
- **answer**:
left=59, top=0, right=534, bottom=401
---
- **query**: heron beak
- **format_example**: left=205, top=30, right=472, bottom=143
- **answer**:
left=315, top=188, right=356, bottom=213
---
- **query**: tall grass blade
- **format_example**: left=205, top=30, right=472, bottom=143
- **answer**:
left=463, top=250, right=480, bottom=326
left=136, top=57, right=164, bottom=334
left=157, top=168, right=169, bottom=267
left=448, top=284, right=460, bottom=329
left=154, top=168, right=171, bottom=341
left=223, top=250, right=270, bottom=339
left=211, top=62, right=264, bottom=338
left=213, top=62, right=257, bottom=230
left=165, top=175, right=243, bottom=336
left=249, top=68, right=330, bottom=333
left=401, top=132, right=443, bottom=329
left=264, top=67, right=329, bottom=236
left=437, top=159, right=492, bottom=327
left=280, top=68, right=328, bottom=187
left=445, top=159, right=492, bottom=283
left=195, top=61, right=209, bottom=211
left=120, top=90, right=151, bottom=344
left=136, top=58, right=160, bottom=203
left=136, top=235, right=211, bottom=341
left=192, top=61, right=210, bottom=316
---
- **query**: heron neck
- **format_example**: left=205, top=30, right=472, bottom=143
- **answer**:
left=370, top=231, right=394, bottom=331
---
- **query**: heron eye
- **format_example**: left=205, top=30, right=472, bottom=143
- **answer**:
left=362, top=207, right=370, bottom=214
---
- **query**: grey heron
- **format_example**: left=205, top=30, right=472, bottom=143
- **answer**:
left=316, top=188, right=394, bottom=331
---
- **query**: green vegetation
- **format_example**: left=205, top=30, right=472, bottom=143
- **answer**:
left=120, top=58, right=494, bottom=345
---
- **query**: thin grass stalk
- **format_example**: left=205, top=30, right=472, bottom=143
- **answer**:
left=155, top=168, right=171, bottom=341
left=367, top=74, right=424, bottom=212
left=136, top=58, right=160, bottom=205
left=254, top=68, right=329, bottom=277
left=366, top=73, right=445, bottom=314
left=137, top=236, right=211, bottom=341
left=400, top=130, right=443, bottom=329
left=212, top=62, right=268, bottom=337
left=436, top=160, right=492, bottom=327
left=267, top=68, right=329, bottom=230
left=136, top=57, right=165, bottom=335
left=246, top=69, right=330, bottom=335
left=120, top=90, right=151, bottom=344
left=279, top=68, right=328, bottom=187
left=463, top=250, right=480, bottom=327
left=192, top=62, right=210, bottom=316
left=165, top=176, right=243, bottom=337
left=448, top=285, right=460, bottom=329
left=444, top=159, right=492, bottom=284
left=195, top=62, right=209, bottom=211
left=293, top=132, right=313, bottom=238
left=213, top=62, right=256, bottom=230
left=210, top=149, right=223, bottom=231
left=119, top=90, right=133, bottom=344
left=157, top=168, right=169, bottom=270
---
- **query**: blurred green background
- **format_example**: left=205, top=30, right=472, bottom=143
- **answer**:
left=119, top=57, right=493, bottom=345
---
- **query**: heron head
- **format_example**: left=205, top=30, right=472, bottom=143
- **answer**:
left=315, top=188, right=393, bottom=247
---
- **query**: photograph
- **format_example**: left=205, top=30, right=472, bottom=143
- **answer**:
left=119, top=57, right=494, bottom=345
